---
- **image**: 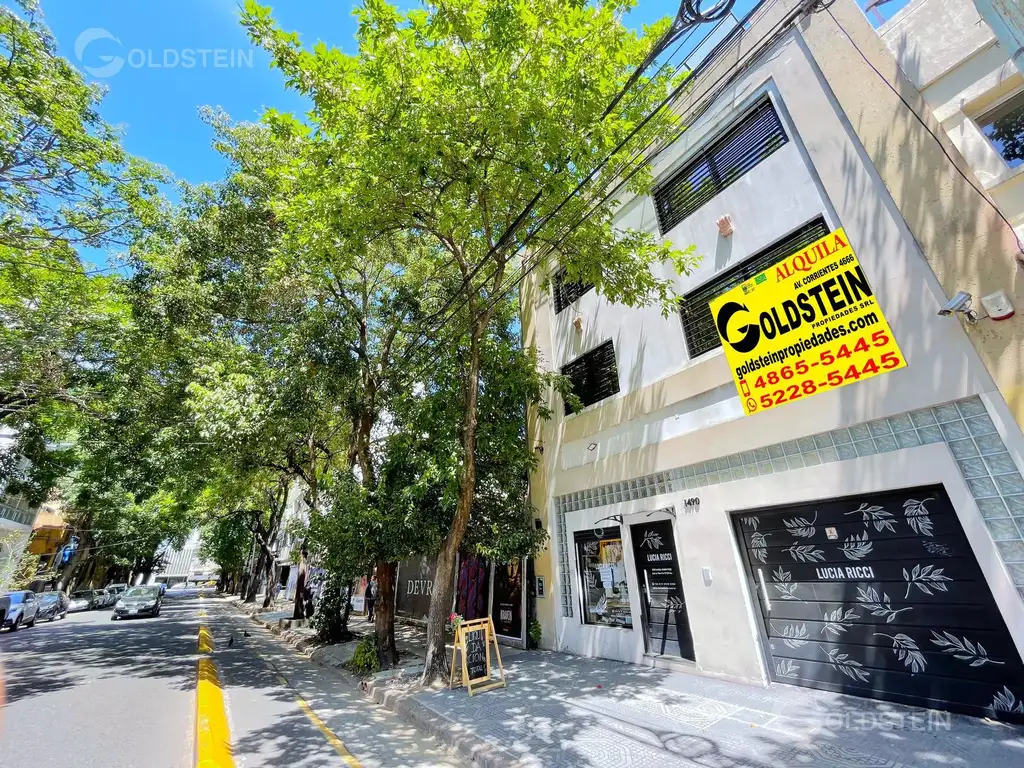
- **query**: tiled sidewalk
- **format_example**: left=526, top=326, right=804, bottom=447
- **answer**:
left=410, top=652, right=1024, bottom=768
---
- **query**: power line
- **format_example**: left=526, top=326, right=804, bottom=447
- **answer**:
left=397, top=0, right=798, bottom=380
left=823, top=5, right=1024, bottom=254
left=400, top=1, right=740, bottom=347
left=392, top=10, right=748, bottom=374
left=462, top=0, right=805, bottom=342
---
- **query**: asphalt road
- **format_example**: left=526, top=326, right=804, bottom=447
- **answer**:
left=0, top=596, right=463, bottom=768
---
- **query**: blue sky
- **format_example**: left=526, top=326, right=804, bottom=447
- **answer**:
left=39, top=0, right=905, bottom=188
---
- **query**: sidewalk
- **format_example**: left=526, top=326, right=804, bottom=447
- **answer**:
left=406, top=651, right=1024, bottom=767
left=228, top=595, right=1024, bottom=767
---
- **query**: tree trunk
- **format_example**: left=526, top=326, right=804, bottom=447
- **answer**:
left=422, top=322, right=484, bottom=684
left=340, top=579, right=353, bottom=633
left=293, top=539, right=309, bottom=620
left=245, top=545, right=267, bottom=603
left=262, top=558, right=276, bottom=609
left=374, top=560, right=398, bottom=667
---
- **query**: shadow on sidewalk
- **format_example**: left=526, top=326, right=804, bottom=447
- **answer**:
left=408, top=651, right=1024, bottom=768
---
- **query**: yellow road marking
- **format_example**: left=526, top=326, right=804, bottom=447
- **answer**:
left=199, top=609, right=208, bottom=617
left=259, top=654, right=361, bottom=767
left=196, top=656, right=235, bottom=768
left=296, top=697, right=361, bottom=767
left=198, top=626, right=215, bottom=654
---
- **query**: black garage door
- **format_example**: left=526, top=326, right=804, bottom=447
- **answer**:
left=735, top=484, right=1024, bottom=723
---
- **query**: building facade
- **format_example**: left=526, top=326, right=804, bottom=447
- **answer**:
left=524, top=0, right=1024, bottom=723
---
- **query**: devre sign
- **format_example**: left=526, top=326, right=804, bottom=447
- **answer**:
left=709, top=228, right=905, bottom=415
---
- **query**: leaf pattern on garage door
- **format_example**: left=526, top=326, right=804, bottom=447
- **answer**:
left=780, top=623, right=810, bottom=648
left=992, top=686, right=1024, bottom=714
left=902, top=564, right=952, bottom=598
left=741, top=516, right=759, bottom=531
left=821, top=607, right=859, bottom=637
left=784, top=544, right=825, bottom=563
left=845, top=503, right=897, bottom=533
left=930, top=631, right=1005, bottom=667
left=775, top=659, right=800, bottom=679
left=783, top=511, right=817, bottom=539
left=923, top=540, right=953, bottom=557
left=772, top=566, right=800, bottom=601
left=839, top=532, right=873, bottom=561
left=855, top=586, right=911, bottom=623
left=903, top=498, right=935, bottom=537
left=820, top=646, right=871, bottom=683
left=875, top=632, right=926, bottom=674
left=750, top=532, right=769, bottom=563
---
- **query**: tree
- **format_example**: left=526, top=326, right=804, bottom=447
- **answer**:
left=0, top=1, right=164, bottom=256
left=200, top=510, right=255, bottom=594
left=0, top=530, right=38, bottom=591
left=243, top=0, right=699, bottom=681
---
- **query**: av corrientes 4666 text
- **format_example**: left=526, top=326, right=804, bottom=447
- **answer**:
left=709, top=228, right=906, bottom=416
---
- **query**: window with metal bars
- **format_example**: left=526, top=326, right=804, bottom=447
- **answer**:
left=553, top=269, right=594, bottom=314
left=653, top=98, right=789, bottom=234
left=679, top=217, right=831, bottom=359
left=561, top=340, right=620, bottom=415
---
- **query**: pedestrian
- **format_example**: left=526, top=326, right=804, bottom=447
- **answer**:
left=366, top=575, right=377, bottom=622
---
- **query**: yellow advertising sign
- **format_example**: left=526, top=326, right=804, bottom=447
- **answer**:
left=709, top=228, right=905, bottom=416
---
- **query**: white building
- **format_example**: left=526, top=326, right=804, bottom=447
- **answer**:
left=525, top=0, right=1024, bottom=724
left=154, top=530, right=217, bottom=584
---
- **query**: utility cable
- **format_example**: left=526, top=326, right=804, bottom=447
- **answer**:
left=397, top=0, right=799, bottom=379
left=823, top=5, right=1024, bottom=254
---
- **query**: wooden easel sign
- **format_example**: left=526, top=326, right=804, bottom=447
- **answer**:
left=449, top=617, right=507, bottom=695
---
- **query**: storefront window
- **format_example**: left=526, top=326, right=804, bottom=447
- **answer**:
left=575, top=530, right=632, bottom=628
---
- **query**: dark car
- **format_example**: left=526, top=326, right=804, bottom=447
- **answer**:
left=1, top=591, right=39, bottom=631
left=37, top=591, right=70, bottom=622
left=0, top=594, right=9, bottom=627
left=112, top=585, right=162, bottom=620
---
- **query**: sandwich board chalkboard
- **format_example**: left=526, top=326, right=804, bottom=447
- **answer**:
left=449, top=616, right=506, bottom=695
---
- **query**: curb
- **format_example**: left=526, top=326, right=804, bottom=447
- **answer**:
left=365, top=678, right=524, bottom=768
left=229, top=601, right=522, bottom=767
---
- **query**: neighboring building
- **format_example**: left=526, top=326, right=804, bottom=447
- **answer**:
left=154, top=530, right=217, bottom=585
left=27, top=499, right=71, bottom=586
left=880, top=0, right=1024, bottom=238
left=524, top=0, right=1024, bottom=724
left=0, top=429, right=40, bottom=591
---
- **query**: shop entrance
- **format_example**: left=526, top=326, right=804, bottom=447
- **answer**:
left=734, top=484, right=1024, bottom=723
left=630, top=519, right=695, bottom=660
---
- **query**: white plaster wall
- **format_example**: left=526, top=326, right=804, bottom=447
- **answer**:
left=880, top=0, right=996, bottom=89
left=556, top=442, right=1024, bottom=682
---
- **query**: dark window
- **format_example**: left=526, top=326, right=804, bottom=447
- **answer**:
left=561, top=340, right=620, bottom=414
left=978, top=92, right=1024, bottom=168
left=654, top=98, right=789, bottom=234
left=679, top=217, right=830, bottom=359
left=574, top=530, right=632, bottom=628
left=553, top=269, right=594, bottom=314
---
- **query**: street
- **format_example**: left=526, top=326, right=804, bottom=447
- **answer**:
left=0, top=596, right=463, bottom=768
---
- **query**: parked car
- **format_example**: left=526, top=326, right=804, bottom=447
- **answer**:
left=37, top=591, right=70, bottom=622
left=100, top=587, right=118, bottom=608
left=69, top=589, right=105, bottom=611
left=112, top=585, right=162, bottom=620
left=1, top=591, right=39, bottom=631
left=106, top=583, right=128, bottom=598
left=0, top=594, right=9, bottom=628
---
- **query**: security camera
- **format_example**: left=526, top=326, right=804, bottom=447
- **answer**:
left=938, top=291, right=978, bottom=323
